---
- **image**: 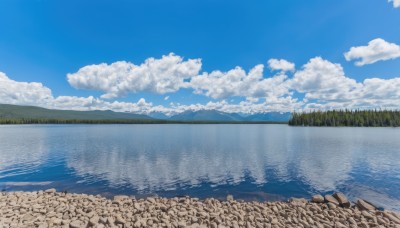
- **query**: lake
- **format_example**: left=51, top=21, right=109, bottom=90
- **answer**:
left=0, top=124, right=399, bottom=211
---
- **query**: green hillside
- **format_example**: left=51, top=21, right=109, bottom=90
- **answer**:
left=0, top=104, right=156, bottom=124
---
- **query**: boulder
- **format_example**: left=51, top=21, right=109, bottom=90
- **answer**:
left=324, top=195, right=339, bottom=206
left=227, top=195, right=234, bottom=201
left=357, top=199, right=375, bottom=211
left=311, top=194, right=324, bottom=203
left=332, top=192, right=351, bottom=208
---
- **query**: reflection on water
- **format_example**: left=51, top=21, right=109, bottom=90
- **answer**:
left=0, top=124, right=399, bottom=210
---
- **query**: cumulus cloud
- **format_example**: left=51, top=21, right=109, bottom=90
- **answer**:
left=189, top=65, right=292, bottom=101
left=67, top=53, right=202, bottom=99
left=291, top=57, right=360, bottom=101
left=267, top=59, right=295, bottom=72
left=0, top=72, right=53, bottom=106
left=344, top=38, right=400, bottom=66
left=389, top=0, right=400, bottom=8
left=293, top=57, right=400, bottom=111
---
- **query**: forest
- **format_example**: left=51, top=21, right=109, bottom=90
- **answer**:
left=289, top=110, right=400, bottom=127
left=0, top=118, right=284, bottom=124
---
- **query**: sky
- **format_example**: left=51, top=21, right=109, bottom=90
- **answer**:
left=0, top=0, right=400, bottom=115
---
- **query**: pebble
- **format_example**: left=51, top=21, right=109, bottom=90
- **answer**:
left=0, top=190, right=399, bottom=228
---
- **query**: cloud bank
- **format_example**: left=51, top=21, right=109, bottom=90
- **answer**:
left=1, top=53, right=400, bottom=114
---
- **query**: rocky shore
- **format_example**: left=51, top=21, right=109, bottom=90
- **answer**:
left=1, top=190, right=400, bottom=228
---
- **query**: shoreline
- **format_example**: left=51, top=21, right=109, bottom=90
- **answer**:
left=1, top=190, right=400, bottom=227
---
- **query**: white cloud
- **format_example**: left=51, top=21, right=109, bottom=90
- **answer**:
left=291, top=57, right=360, bottom=102
left=189, top=65, right=292, bottom=101
left=267, top=59, right=295, bottom=72
left=389, top=0, right=400, bottom=8
left=0, top=72, right=53, bottom=106
left=293, top=58, right=400, bottom=111
left=164, top=96, right=169, bottom=100
left=344, top=38, right=400, bottom=66
left=67, top=53, right=202, bottom=99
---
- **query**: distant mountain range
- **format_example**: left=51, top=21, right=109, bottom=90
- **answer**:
left=0, top=104, right=291, bottom=123
left=168, top=110, right=291, bottom=122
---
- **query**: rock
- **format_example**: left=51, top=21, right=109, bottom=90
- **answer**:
left=69, top=220, right=83, bottom=228
left=45, top=188, right=56, bottom=194
left=89, top=216, right=99, bottom=226
left=289, top=197, right=307, bottom=206
left=324, top=195, right=339, bottom=206
left=99, top=217, right=107, bottom=224
left=113, top=195, right=129, bottom=201
left=311, top=195, right=324, bottom=203
left=357, top=199, right=375, bottom=211
left=333, top=192, right=351, bottom=208
left=107, top=217, right=115, bottom=225
left=227, top=195, right=234, bottom=201
left=361, top=210, right=374, bottom=219
left=327, top=202, right=337, bottom=209
left=115, top=215, right=126, bottom=225
left=147, top=197, right=156, bottom=204
left=383, top=212, right=400, bottom=224
left=335, top=221, right=347, bottom=228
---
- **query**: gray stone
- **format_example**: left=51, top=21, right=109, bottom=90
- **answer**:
left=327, top=202, right=337, bottom=209
left=311, top=195, right=324, bottom=203
left=324, top=195, right=339, bottom=206
left=333, top=192, right=351, bottom=208
left=69, top=220, right=83, bottom=228
left=45, top=188, right=56, bottom=194
left=357, top=199, right=375, bottom=211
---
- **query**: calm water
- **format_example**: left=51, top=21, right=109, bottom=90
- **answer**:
left=0, top=124, right=399, bottom=210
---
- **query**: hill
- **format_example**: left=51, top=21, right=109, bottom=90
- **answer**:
left=0, top=104, right=153, bottom=124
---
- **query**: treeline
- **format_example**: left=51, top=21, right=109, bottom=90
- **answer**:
left=0, top=118, right=285, bottom=125
left=0, top=118, right=169, bottom=124
left=289, top=110, right=400, bottom=127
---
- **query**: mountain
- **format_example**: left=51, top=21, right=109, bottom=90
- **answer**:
left=244, top=112, right=291, bottom=122
left=168, top=110, right=290, bottom=122
left=0, top=104, right=152, bottom=120
left=169, top=110, right=243, bottom=121
left=147, top=111, right=169, bottom=120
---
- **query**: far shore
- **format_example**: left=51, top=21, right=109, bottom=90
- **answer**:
left=1, top=189, right=399, bottom=227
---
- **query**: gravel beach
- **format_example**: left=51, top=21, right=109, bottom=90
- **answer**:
left=1, top=189, right=400, bottom=228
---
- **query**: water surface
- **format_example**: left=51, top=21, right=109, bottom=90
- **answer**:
left=0, top=124, right=399, bottom=211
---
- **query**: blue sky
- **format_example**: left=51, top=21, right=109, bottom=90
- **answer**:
left=0, top=0, right=400, bottom=114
